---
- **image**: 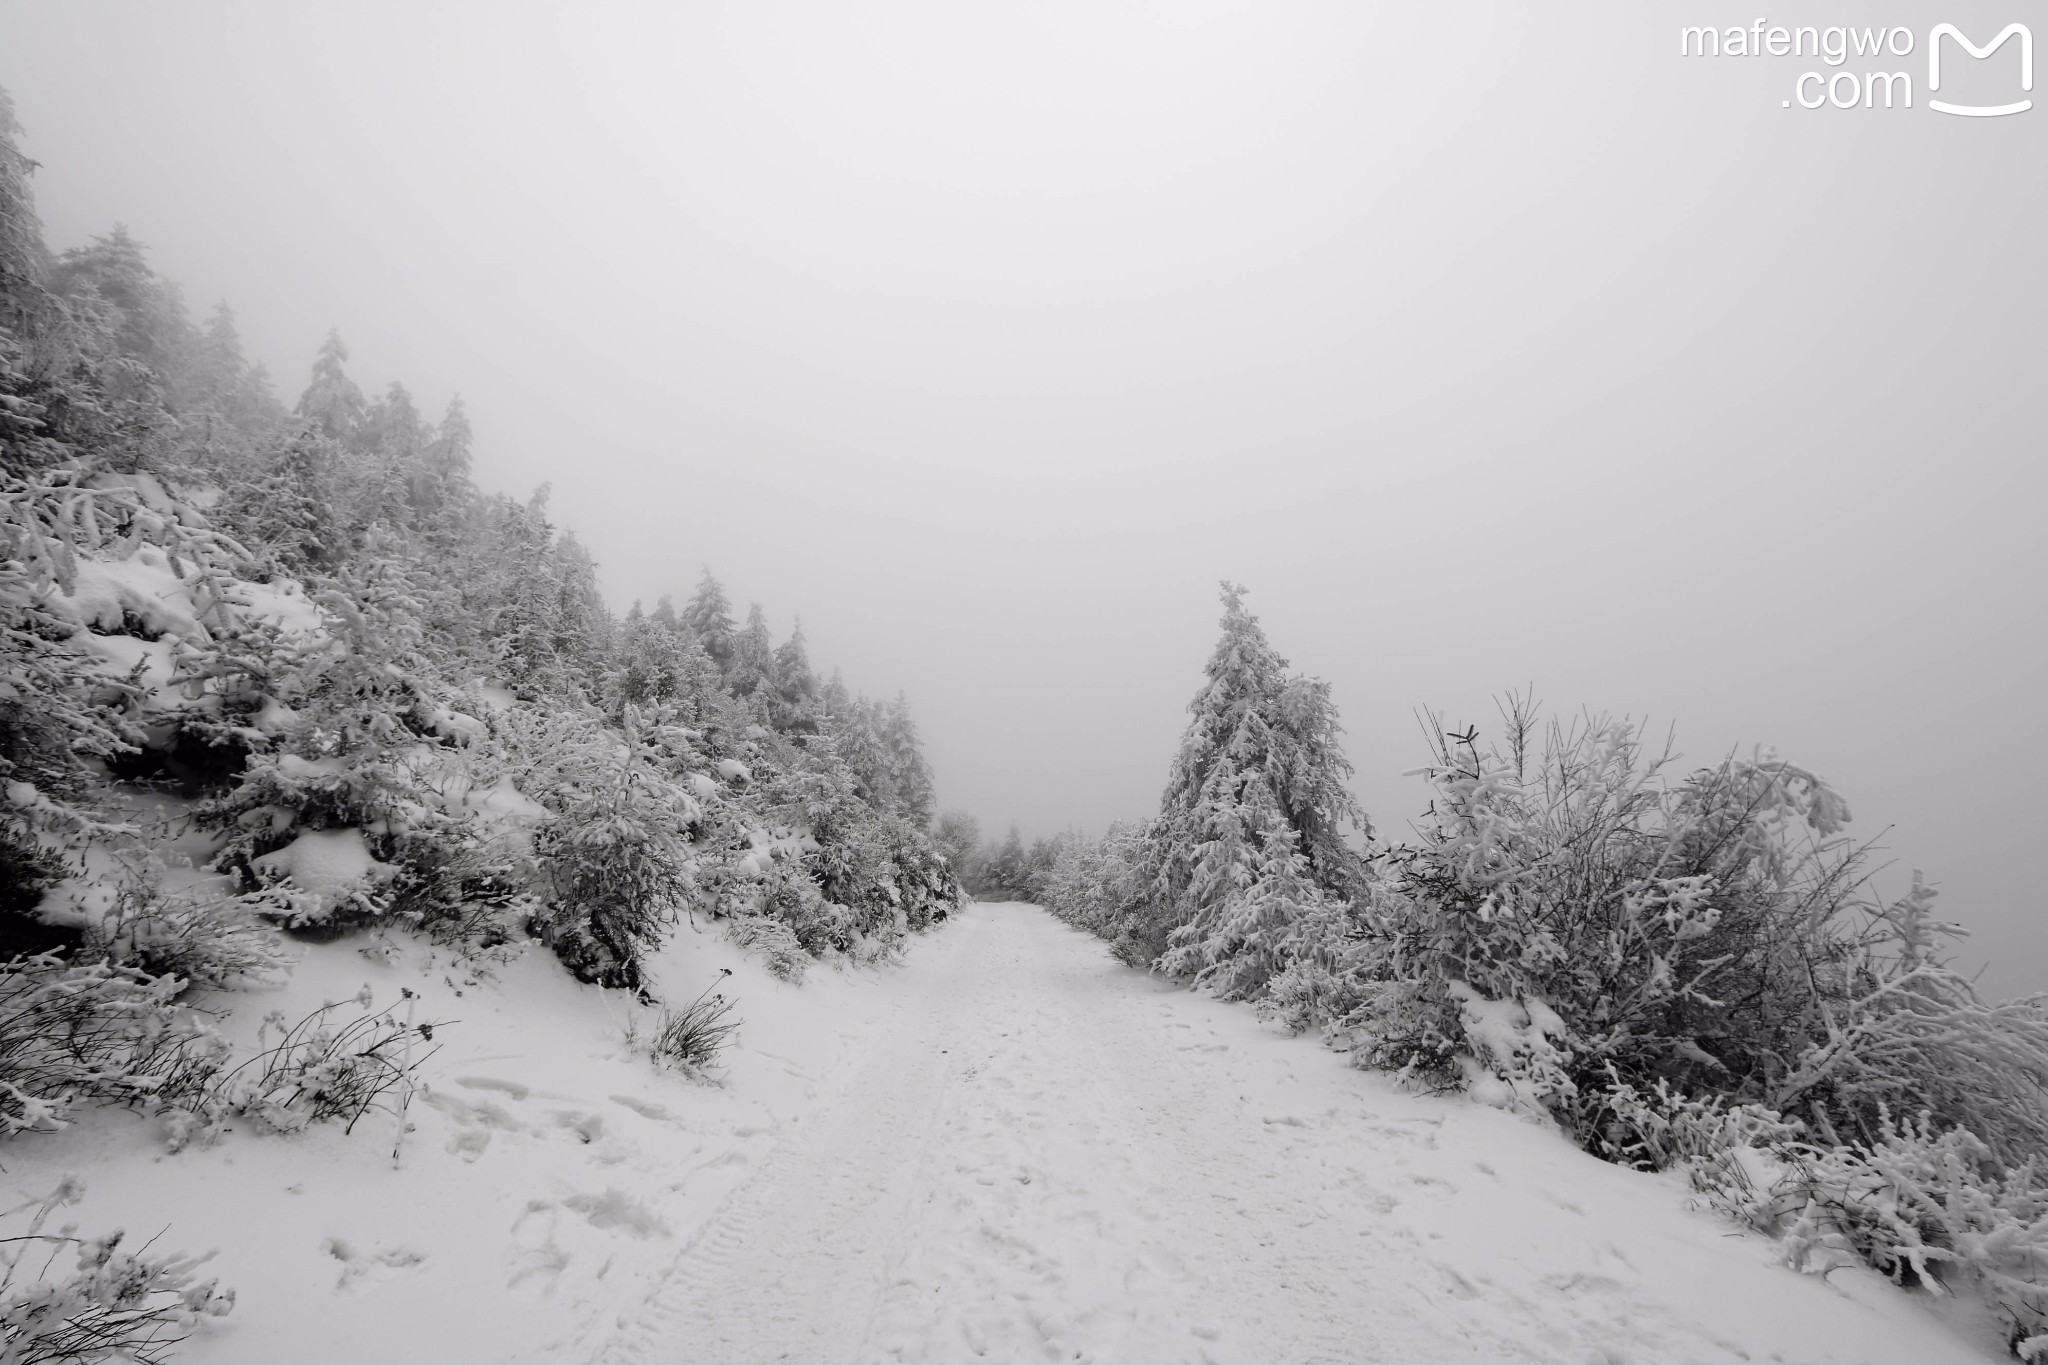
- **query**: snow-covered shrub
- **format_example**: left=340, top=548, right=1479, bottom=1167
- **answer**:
left=205, top=987, right=440, bottom=1139
left=0, top=475, right=162, bottom=873
left=787, top=796, right=904, bottom=949
left=1773, top=951, right=2048, bottom=1171
left=1254, top=876, right=1411, bottom=1041
left=234, top=824, right=402, bottom=931
left=526, top=708, right=700, bottom=988
left=1352, top=703, right=2048, bottom=1172
left=1589, top=1076, right=2048, bottom=1354
left=1579, top=1070, right=1802, bottom=1176
left=0, top=955, right=226, bottom=1137
left=753, top=744, right=957, bottom=957
left=722, top=914, right=807, bottom=982
left=189, top=564, right=487, bottom=933
left=1348, top=710, right=1864, bottom=1109
left=395, top=848, right=535, bottom=957
left=0, top=1176, right=234, bottom=1365
left=81, top=873, right=287, bottom=989
left=1763, top=1117, right=2048, bottom=1352
left=751, top=862, right=854, bottom=958
left=882, top=816, right=959, bottom=932
left=1046, top=823, right=1135, bottom=931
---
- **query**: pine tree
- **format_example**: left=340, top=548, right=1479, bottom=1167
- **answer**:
left=680, top=569, right=735, bottom=670
left=819, top=668, right=851, bottom=723
left=986, top=825, right=1027, bottom=898
left=612, top=603, right=688, bottom=711
left=932, top=810, right=981, bottom=886
left=1131, top=582, right=1369, bottom=993
left=769, top=619, right=821, bottom=734
left=295, top=328, right=365, bottom=443
left=0, top=86, right=44, bottom=334
left=728, top=603, right=776, bottom=699
left=879, top=693, right=935, bottom=826
left=50, top=226, right=190, bottom=386
left=413, top=395, right=473, bottom=525
left=183, top=303, right=276, bottom=433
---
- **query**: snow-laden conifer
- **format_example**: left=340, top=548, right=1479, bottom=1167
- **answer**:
left=1128, top=582, right=1367, bottom=991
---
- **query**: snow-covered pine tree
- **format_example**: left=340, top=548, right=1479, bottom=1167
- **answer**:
left=182, top=303, right=280, bottom=438
left=819, top=668, right=852, bottom=724
left=983, top=825, right=1027, bottom=898
left=1135, top=582, right=1368, bottom=995
left=681, top=569, right=736, bottom=670
left=728, top=603, right=776, bottom=699
left=49, top=225, right=191, bottom=390
left=0, top=86, right=44, bottom=337
left=413, top=394, right=473, bottom=527
left=878, top=693, right=935, bottom=826
left=294, top=328, right=365, bottom=444
left=769, top=619, right=821, bottom=734
left=931, top=810, right=981, bottom=887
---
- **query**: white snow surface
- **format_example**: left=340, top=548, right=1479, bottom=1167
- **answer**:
left=250, top=828, right=394, bottom=900
left=3, top=904, right=2005, bottom=1365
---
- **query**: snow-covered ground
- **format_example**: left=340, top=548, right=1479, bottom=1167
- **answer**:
left=5, top=903, right=2009, bottom=1364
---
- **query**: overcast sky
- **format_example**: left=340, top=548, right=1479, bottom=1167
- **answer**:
left=3, top=0, right=2041, bottom=994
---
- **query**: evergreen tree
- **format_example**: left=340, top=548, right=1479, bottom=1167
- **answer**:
left=820, top=668, right=851, bottom=722
left=50, top=226, right=190, bottom=386
left=1133, top=582, right=1368, bottom=993
left=879, top=693, right=936, bottom=826
left=220, top=428, right=343, bottom=569
left=295, top=328, right=365, bottom=443
left=728, top=603, right=776, bottom=699
left=985, top=825, right=1027, bottom=898
left=829, top=694, right=893, bottom=811
left=769, top=619, right=821, bottom=734
left=183, top=303, right=277, bottom=435
left=0, top=86, right=43, bottom=334
left=412, top=394, right=473, bottom=525
left=680, top=569, right=735, bottom=669
left=612, top=602, right=689, bottom=712
left=932, top=810, right=981, bottom=887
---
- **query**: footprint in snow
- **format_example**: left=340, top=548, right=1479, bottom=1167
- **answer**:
left=610, top=1094, right=675, bottom=1122
left=561, top=1186, right=669, bottom=1238
left=551, top=1109, right=607, bottom=1144
left=507, top=1201, right=570, bottom=1295
left=423, top=1090, right=527, bottom=1161
left=322, top=1237, right=428, bottom=1292
left=456, top=1075, right=532, bottom=1100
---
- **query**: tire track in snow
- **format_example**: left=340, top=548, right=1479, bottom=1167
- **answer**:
left=593, top=946, right=981, bottom=1365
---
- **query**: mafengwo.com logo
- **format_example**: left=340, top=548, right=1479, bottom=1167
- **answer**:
left=1680, top=20, right=2031, bottom=112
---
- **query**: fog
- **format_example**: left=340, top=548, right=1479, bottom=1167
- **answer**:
left=3, top=1, right=2041, bottom=993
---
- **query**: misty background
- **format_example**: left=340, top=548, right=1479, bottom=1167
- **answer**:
left=2, top=1, right=2039, bottom=994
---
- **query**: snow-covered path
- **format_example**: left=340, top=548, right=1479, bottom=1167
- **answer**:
left=599, top=904, right=1995, bottom=1365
